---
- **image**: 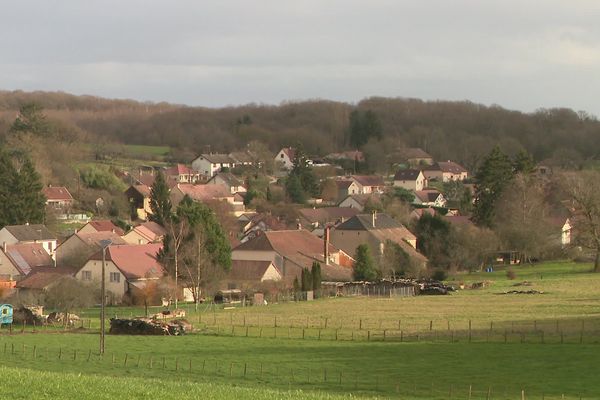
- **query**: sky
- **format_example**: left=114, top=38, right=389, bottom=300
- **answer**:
left=1, top=1, right=599, bottom=115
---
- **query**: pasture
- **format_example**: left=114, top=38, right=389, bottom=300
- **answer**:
left=2, top=261, right=600, bottom=399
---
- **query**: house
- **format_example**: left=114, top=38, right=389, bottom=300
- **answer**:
left=413, top=190, right=447, bottom=208
left=398, top=147, right=434, bottom=166
left=335, top=179, right=362, bottom=200
left=547, top=217, right=572, bottom=247
left=171, top=183, right=245, bottom=216
left=191, top=154, right=237, bottom=177
left=56, top=232, right=127, bottom=268
left=0, top=243, right=55, bottom=280
left=207, top=173, right=247, bottom=194
left=274, top=147, right=296, bottom=170
left=240, top=213, right=292, bottom=243
left=330, top=213, right=427, bottom=270
left=223, top=260, right=282, bottom=290
left=125, top=184, right=153, bottom=221
left=298, top=207, right=360, bottom=232
left=123, top=221, right=166, bottom=245
left=42, top=186, right=74, bottom=210
left=16, top=267, right=76, bottom=297
left=78, top=220, right=125, bottom=236
left=393, top=169, right=426, bottom=191
left=0, top=224, right=57, bottom=260
left=232, top=230, right=354, bottom=284
left=165, top=164, right=202, bottom=184
left=75, top=243, right=164, bottom=304
left=338, top=194, right=382, bottom=212
left=351, top=175, right=386, bottom=194
left=422, top=161, right=469, bottom=182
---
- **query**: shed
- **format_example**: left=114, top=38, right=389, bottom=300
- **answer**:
left=0, top=304, right=13, bottom=325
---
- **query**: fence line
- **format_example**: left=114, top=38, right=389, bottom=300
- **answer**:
left=0, top=338, right=591, bottom=399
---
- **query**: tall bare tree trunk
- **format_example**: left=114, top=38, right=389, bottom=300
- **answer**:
left=594, top=250, right=600, bottom=272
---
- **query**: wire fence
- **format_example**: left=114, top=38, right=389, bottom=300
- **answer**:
left=0, top=338, right=593, bottom=399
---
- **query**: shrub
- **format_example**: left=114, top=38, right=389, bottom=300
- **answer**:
left=431, top=269, right=448, bottom=281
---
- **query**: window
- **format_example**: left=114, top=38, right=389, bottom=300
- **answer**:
left=81, top=271, right=92, bottom=281
left=109, top=272, right=120, bottom=283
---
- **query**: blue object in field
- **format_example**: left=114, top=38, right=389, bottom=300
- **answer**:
left=485, top=266, right=494, bottom=273
left=0, top=304, right=13, bottom=325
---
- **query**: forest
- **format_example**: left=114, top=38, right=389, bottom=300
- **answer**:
left=0, top=90, right=598, bottom=173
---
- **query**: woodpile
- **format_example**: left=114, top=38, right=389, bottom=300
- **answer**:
left=109, top=318, right=190, bottom=335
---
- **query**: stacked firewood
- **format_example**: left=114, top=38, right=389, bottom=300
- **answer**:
left=109, top=318, right=190, bottom=335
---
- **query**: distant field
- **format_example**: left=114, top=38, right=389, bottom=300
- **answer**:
left=122, top=144, right=170, bottom=157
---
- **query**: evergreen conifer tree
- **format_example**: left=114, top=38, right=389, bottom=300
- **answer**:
left=352, top=244, right=378, bottom=281
left=149, top=170, right=172, bottom=226
left=472, top=146, right=514, bottom=227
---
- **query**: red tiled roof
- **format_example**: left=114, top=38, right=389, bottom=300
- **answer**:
left=235, top=229, right=336, bottom=257
left=42, top=186, right=73, bottom=201
left=86, top=220, right=125, bottom=236
left=16, top=267, right=76, bottom=290
left=436, top=161, right=468, bottom=174
left=166, top=164, right=194, bottom=176
left=5, top=243, right=54, bottom=275
left=280, top=147, right=295, bottom=160
left=74, top=232, right=127, bottom=248
left=175, top=184, right=232, bottom=202
left=89, top=243, right=164, bottom=280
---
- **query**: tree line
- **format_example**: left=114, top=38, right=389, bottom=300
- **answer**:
left=1, top=91, right=599, bottom=173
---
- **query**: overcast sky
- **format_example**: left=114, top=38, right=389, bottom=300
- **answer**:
left=1, top=1, right=599, bottom=115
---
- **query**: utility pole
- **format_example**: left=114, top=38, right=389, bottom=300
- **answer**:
left=99, top=239, right=112, bottom=355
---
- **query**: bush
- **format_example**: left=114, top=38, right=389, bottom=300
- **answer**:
left=506, top=268, right=517, bottom=280
left=431, top=269, right=448, bottom=281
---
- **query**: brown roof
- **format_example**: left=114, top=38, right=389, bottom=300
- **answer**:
left=246, top=214, right=291, bottom=232
left=414, top=190, right=443, bottom=203
left=281, top=147, right=296, bottom=160
left=2, top=224, right=55, bottom=242
left=4, top=243, right=54, bottom=275
left=235, top=229, right=336, bottom=257
left=42, top=186, right=73, bottom=201
left=335, top=180, right=354, bottom=190
left=435, top=161, right=468, bottom=174
left=136, top=174, right=156, bottom=187
left=173, top=184, right=232, bottom=202
left=16, top=267, right=76, bottom=290
left=339, top=194, right=382, bottom=207
left=88, top=243, right=164, bottom=280
left=443, top=215, right=475, bottom=227
left=228, top=260, right=281, bottom=281
left=201, top=153, right=236, bottom=164
left=368, top=229, right=427, bottom=264
left=73, top=232, right=127, bottom=248
left=130, top=184, right=151, bottom=197
left=298, top=207, right=360, bottom=225
left=394, top=169, right=423, bottom=181
left=352, top=175, right=385, bottom=187
left=85, top=220, right=125, bottom=236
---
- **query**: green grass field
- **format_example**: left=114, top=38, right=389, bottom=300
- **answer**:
left=2, top=261, right=600, bottom=399
left=122, top=144, right=170, bottom=157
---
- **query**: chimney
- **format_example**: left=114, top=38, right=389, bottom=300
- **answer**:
left=2, top=242, right=6, bottom=253
left=323, top=226, right=330, bottom=265
left=372, top=211, right=377, bottom=228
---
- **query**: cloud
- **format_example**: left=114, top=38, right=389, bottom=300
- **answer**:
left=0, top=1, right=599, bottom=114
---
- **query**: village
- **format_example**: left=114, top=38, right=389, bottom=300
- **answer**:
left=0, top=143, right=574, bottom=315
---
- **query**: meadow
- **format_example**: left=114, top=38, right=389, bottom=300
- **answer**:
left=2, top=261, right=600, bottom=399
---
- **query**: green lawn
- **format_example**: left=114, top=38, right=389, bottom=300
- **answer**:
left=2, top=261, right=600, bottom=399
left=122, top=144, right=170, bottom=157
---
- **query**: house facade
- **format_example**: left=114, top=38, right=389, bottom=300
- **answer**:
left=422, top=161, right=469, bottom=182
left=274, top=147, right=296, bottom=170
left=56, top=232, right=127, bottom=268
left=165, top=164, right=202, bottom=184
left=76, top=243, right=164, bottom=304
left=125, top=185, right=153, bottom=221
left=393, top=170, right=426, bottom=191
left=42, top=186, right=74, bottom=210
left=191, top=154, right=237, bottom=177
left=413, top=190, right=447, bottom=208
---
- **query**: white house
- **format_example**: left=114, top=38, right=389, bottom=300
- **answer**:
left=192, top=154, right=236, bottom=177
left=413, top=190, right=447, bottom=208
left=275, top=147, right=296, bottom=170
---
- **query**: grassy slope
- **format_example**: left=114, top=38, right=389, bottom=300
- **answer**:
left=0, top=366, right=370, bottom=400
left=2, top=261, right=600, bottom=399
